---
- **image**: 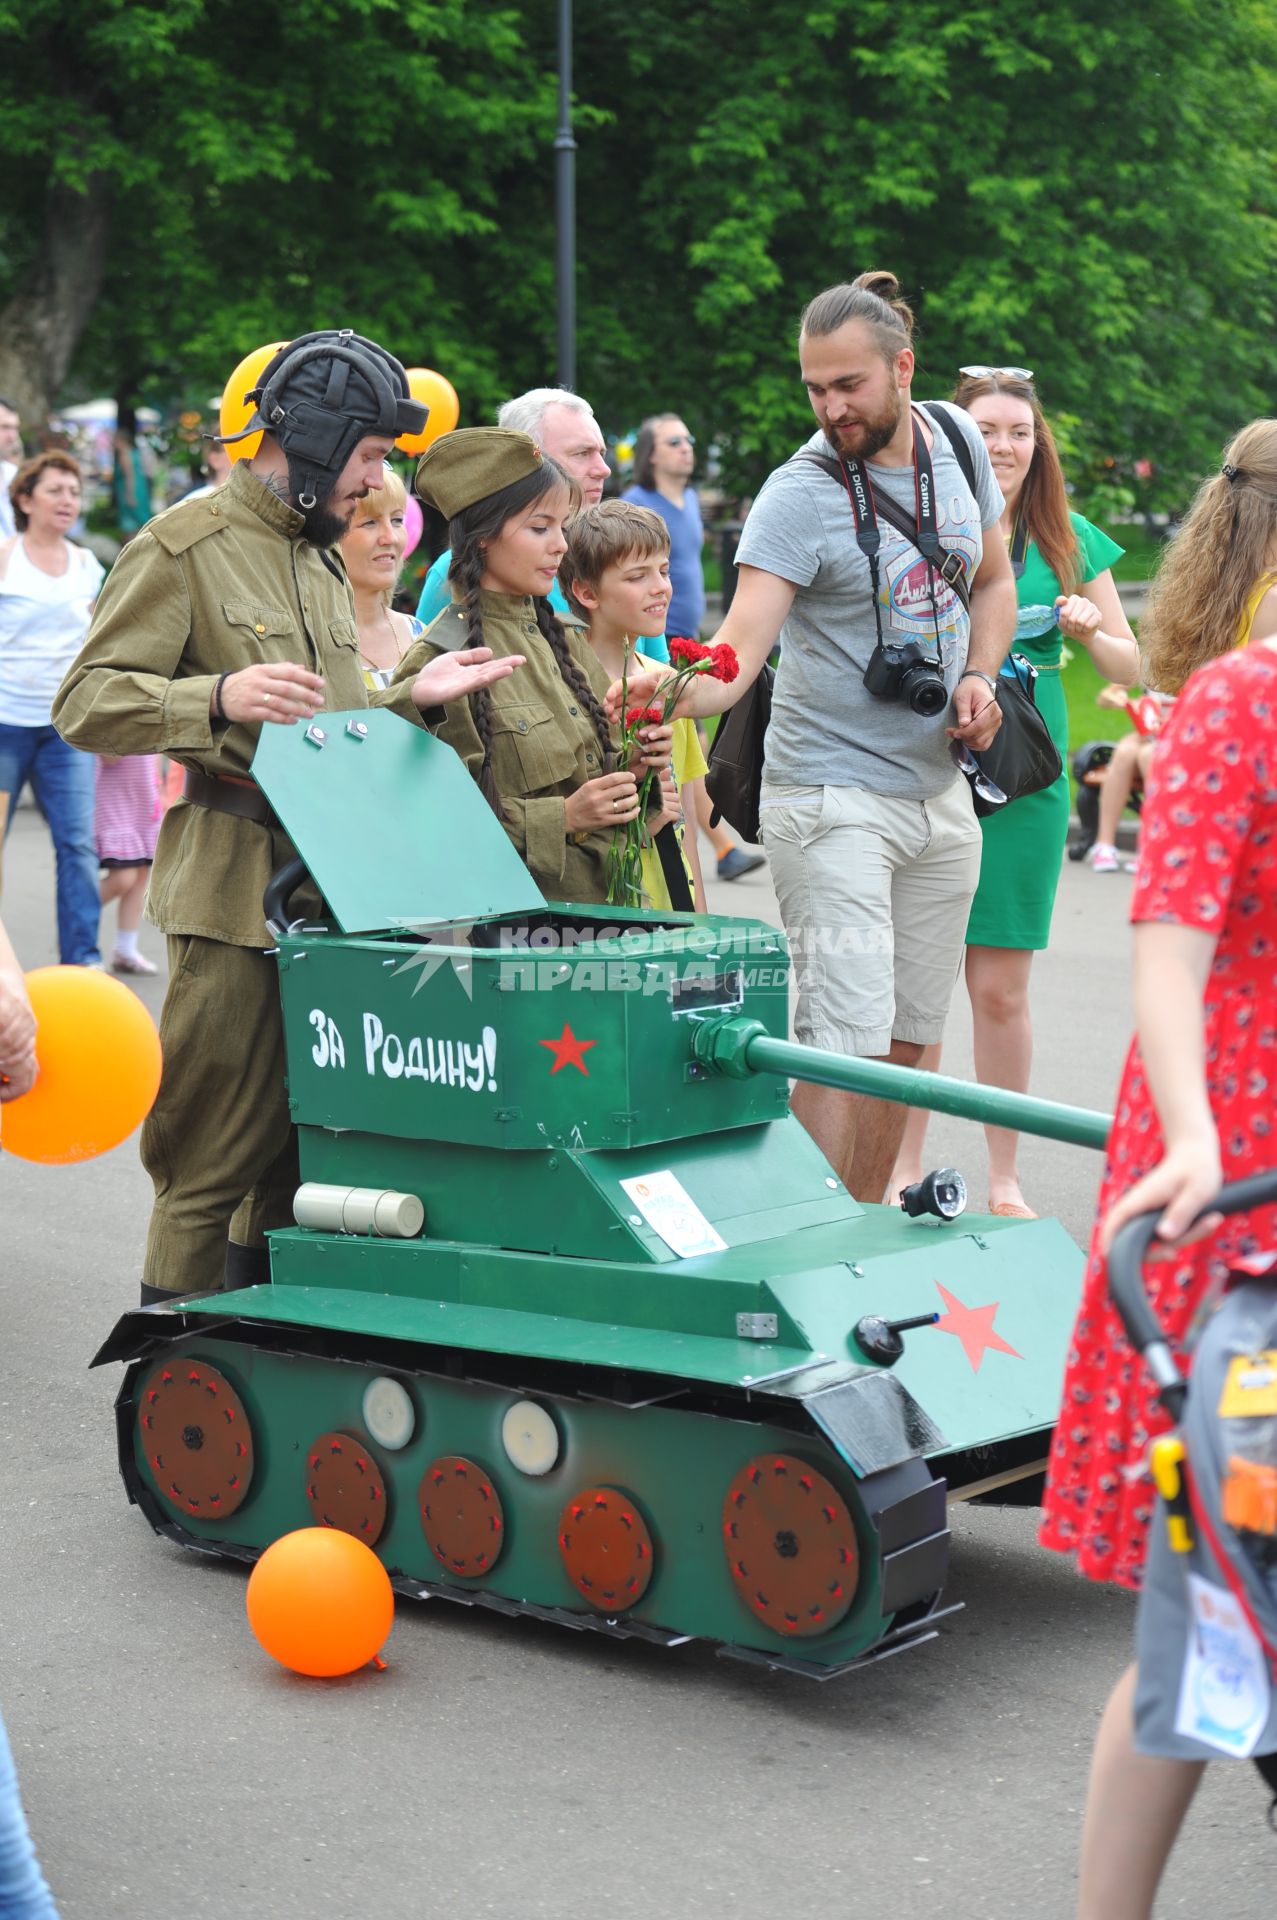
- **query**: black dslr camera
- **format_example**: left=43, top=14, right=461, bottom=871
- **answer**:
left=862, top=637, right=948, bottom=716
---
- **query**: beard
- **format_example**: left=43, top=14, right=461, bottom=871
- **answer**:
left=299, top=496, right=357, bottom=550
left=827, top=386, right=903, bottom=462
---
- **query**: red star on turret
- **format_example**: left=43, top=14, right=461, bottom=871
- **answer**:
left=933, top=1283, right=1022, bottom=1372
left=538, top=1022, right=597, bottom=1076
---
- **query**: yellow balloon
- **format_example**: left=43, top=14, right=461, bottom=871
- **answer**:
left=0, top=968, right=162, bottom=1164
left=219, top=341, right=289, bottom=463
left=397, top=368, right=460, bottom=456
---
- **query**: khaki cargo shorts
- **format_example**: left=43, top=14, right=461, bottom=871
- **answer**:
left=759, top=777, right=981, bottom=1057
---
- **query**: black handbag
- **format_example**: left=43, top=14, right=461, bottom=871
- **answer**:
left=960, top=653, right=1064, bottom=819
left=704, top=662, right=773, bottom=845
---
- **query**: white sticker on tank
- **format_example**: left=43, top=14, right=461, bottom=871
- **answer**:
left=619, top=1170, right=727, bottom=1258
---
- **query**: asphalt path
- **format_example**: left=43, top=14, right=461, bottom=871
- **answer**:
left=1, top=807, right=1270, bottom=1919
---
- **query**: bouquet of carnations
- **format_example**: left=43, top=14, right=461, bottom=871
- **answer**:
left=605, top=636, right=740, bottom=908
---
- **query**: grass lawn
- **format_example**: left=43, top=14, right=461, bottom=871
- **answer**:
left=1062, top=647, right=1133, bottom=757
left=1104, top=520, right=1165, bottom=583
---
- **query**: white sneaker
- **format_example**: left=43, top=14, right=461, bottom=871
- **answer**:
left=112, top=950, right=158, bottom=975
left=1089, top=842, right=1120, bottom=872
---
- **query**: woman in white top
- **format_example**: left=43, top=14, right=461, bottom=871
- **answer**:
left=0, top=452, right=105, bottom=965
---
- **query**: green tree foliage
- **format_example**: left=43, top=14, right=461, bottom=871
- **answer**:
left=1, top=0, right=1274, bottom=511
left=574, top=0, right=1277, bottom=505
left=0, top=0, right=560, bottom=420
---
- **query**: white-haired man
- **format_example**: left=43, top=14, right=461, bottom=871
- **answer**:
left=415, top=387, right=613, bottom=626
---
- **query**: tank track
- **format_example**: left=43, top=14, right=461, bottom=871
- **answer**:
left=97, top=1304, right=957, bottom=1679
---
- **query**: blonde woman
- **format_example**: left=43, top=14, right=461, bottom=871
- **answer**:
left=1141, top=417, right=1277, bottom=669
left=339, top=465, right=426, bottom=690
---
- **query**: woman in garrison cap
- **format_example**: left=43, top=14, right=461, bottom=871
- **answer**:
left=415, top=429, right=671, bottom=903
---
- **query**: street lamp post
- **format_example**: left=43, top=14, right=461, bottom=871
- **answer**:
left=555, top=0, right=576, bottom=390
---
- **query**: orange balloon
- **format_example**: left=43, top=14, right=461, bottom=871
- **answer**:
left=0, top=967, right=162, bottom=1165
left=397, top=368, right=460, bottom=455
left=246, top=1528, right=395, bottom=1677
left=219, top=340, right=289, bottom=463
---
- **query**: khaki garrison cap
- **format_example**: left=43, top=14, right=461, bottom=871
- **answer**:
left=415, top=427, right=543, bottom=518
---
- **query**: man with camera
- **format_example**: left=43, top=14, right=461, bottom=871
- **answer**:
left=615, top=271, right=1014, bottom=1202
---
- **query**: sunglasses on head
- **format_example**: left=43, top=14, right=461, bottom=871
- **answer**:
left=959, top=364, right=1035, bottom=385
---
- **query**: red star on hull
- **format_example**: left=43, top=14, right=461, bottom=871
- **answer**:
left=933, top=1282, right=1022, bottom=1372
left=538, top=1022, right=597, bottom=1076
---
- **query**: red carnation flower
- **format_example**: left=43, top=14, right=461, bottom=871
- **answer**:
left=668, top=636, right=710, bottom=666
left=625, top=705, right=665, bottom=728
left=709, top=643, right=740, bottom=684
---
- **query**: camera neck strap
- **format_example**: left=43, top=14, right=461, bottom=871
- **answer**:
left=838, top=453, right=887, bottom=648
left=801, top=414, right=971, bottom=632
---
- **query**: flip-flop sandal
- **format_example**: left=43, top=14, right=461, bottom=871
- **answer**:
left=988, top=1199, right=1038, bottom=1219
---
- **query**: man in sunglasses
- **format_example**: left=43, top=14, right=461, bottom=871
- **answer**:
left=624, top=415, right=705, bottom=641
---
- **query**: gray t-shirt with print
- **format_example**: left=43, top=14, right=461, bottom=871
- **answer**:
left=737, top=402, right=1004, bottom=799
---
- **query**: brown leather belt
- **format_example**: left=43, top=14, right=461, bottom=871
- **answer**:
left=184, top=766, right=276, bottom=826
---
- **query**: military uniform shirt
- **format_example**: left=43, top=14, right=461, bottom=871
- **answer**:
left=53, top=461, right=431, bottom=946
left=421, top=591, right=619, bottom=903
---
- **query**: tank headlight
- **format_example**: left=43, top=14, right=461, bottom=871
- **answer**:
left=898, top=1167, right=967, bottom=1221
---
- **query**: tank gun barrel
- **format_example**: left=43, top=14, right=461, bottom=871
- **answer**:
left=691, top=1017, right=1111, bottom=1152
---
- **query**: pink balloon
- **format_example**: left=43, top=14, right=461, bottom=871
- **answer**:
left=402, top=495, right=424, bottom=561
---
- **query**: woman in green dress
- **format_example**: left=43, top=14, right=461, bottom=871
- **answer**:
left=892, top=369, right=1139, bottom=1216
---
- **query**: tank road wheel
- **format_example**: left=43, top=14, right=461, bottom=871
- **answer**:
left=305, top=1431, right=388, bottom=1546
left=137, top=1359, right=254, bottom=1520
left=723, top=1455, right=859, bottom=1638
left=558, top=1487, right=654, bottom=1613
left=418, top=1456, right=505, bottom=1578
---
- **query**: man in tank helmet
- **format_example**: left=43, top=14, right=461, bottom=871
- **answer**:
left=54, top=329, right=522, bottom=1305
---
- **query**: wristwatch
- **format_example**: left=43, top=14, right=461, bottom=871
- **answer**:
left=959, top=669, right=999, bottom=697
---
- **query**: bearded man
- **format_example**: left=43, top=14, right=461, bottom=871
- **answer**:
left=617, top=273, right=1015, bottom=1202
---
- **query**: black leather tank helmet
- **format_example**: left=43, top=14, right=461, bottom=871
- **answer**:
left=218, top=329, right=427, bottom=508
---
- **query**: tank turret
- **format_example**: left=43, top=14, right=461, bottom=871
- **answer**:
left=96, top=711, right=1105, bottom=1677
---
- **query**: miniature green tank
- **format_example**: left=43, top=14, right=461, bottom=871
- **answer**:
left=95, top=711, right=1109, bottom=1677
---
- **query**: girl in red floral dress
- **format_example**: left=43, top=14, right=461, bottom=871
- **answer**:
left=1039, top=421, right=1277, bottom=1919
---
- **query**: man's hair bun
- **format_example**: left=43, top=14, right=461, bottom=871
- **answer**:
left=851, top=270, right=915, bottom=337
left=799, top=271, right=915, bottom=355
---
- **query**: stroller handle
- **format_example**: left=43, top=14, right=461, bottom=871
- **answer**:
left=1108, top=1169, right=1277, bottom=1413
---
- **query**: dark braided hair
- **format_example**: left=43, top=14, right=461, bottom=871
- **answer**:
left=445, top=457, right=614, bottom=820
left=534, top=595, right=614, bottom=774
left=449, top=538, right=506, bottom=819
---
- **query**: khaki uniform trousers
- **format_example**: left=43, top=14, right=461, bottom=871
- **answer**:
left=140, top=934, right=298, bottom=1294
